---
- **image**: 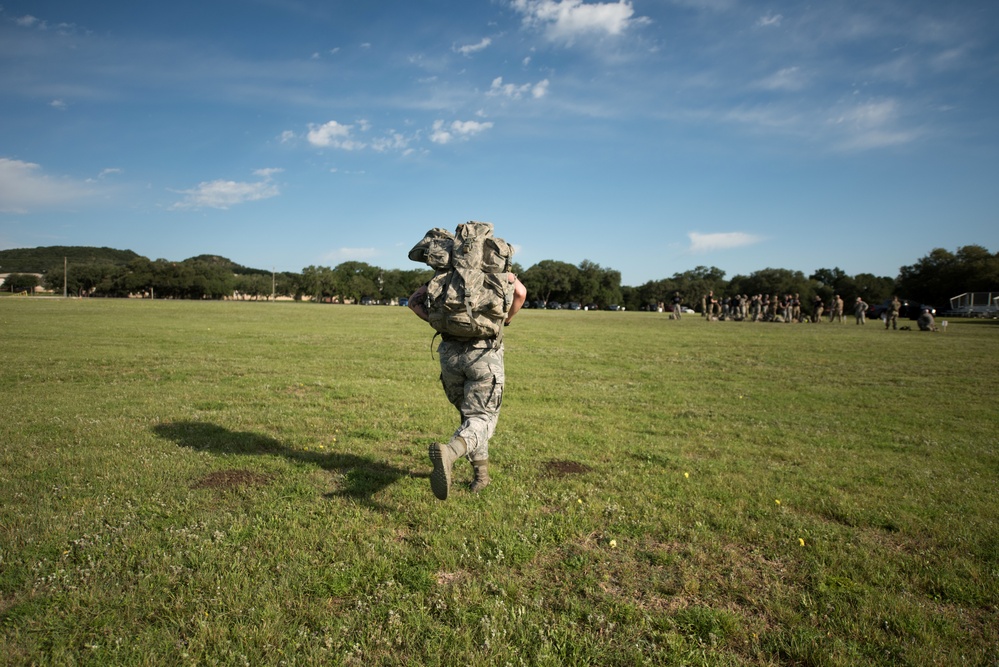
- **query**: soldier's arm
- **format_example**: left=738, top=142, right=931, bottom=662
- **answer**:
left=505, top=275, right=527, bottom=324
left=408, top=284, right=429, bottom=322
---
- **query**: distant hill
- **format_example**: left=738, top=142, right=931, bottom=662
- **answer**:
left=183, top=254, right=270, bottom=276
left=0, top=246, right=142, bottom=273
left=0, top=247, right=276, bottom=277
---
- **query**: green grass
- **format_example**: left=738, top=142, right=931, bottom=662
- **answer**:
left=1, top=299, right=997, bottom=666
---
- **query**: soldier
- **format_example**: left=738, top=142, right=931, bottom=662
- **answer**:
left=671, top=291, right=683, bottom=320
left=408, top=225, right=528, bottom=500
left=917, top=308, right=938, bottom=331
left=831, top=295, right=845, bottom=323
left=812, top=295, right=825, bottom=323
left=886, top=296, right=901, bottom=330
left=854, top=296, right=869, bottom=324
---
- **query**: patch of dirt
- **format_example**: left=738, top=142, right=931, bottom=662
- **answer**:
left=190, top=469, right=272, bottom=490
left=543, top=459, right=594, bottom=477
left=435, top=570, right=468, bottom=586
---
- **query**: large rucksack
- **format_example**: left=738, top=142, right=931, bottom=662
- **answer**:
left=409, top=221, right=515, bottom=340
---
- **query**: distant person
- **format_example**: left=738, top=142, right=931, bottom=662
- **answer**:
left=408, top=222, right=527, bottom=500
left=671, top=291, right=683, bottom=320
left=812, top=295, right=825, bottom=323
left=854, top=296, right=869, bottom=324
left=917, top=308, right=938, bottom=332
left=831, top=295, right=845, bottom=324
left=886, top=296, right=901, bottom=330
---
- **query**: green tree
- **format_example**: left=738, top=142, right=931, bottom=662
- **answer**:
left=5, top=273, right=39, bottom=294
left=300, top=265, right=336, bottom=302
left=331, top=262, right=380, bottom=304
left=728, top=268, right=811, bottom=301
left=897, top=245, right=999, bottom=308
left=596, top=266, right=623, bottom=308
left=121, top=257, right=157, bottom=297
left=381, top=268, right=433, bottom=301
left=522, top=260, right=577, bottom=304
left=666, top=266, right=726, bottom=312
left=573, top=260, right=605, bottom=305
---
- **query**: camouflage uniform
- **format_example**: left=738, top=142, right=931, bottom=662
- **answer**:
left=831, top=296, right=845, bottom=323
left=886, top=297, right=901, bottom=330
left=438, top=338, right=505, bottom=463
left=854, top=297, right=868, bottom=324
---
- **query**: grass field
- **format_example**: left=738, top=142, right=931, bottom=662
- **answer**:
left=1, top=298, right=997, bottom=666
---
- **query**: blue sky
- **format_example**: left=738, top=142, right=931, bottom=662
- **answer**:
left=1, top=0, right=997, bottom=285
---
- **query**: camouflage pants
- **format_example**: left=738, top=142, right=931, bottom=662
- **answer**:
left=438, top=339, right=505, bottom=463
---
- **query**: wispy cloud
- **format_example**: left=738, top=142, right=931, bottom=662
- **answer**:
left=511, top=0, right=648, bottom=43
left=756, top=13, right=783, bottom=28
left=454, top=37, right=492, bottom=56
left=488, top=76, right=550, bottom=99
left=829, top=99, right=919, bottom=151
left=307, top=120, right=365, bottom=150
left=15, top=15, right=42, bottom=28
left=0, top=157, right=96, bottom=213
left=170, top=169, right=281, bottom=210
left=430, top=119, right=494, bottom=144
left=688, top=231, right=762, bottom=253
left=85, top=167, right=123, bottom=183
left=756, top=66, right=806, bottom=91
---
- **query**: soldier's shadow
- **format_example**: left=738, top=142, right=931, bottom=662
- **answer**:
left=152, top=421, right=425, bottom=511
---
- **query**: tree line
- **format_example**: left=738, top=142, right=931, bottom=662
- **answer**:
left=1, top=245, right=995, bottom=312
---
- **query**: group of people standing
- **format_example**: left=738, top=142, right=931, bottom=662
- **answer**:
left=688, top=292, right=926, bottom=328
left=696, top=291, right=859, bottom=324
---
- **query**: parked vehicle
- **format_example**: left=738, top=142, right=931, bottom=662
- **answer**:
left=566, top=302, right=581, bottom=310
left=546, top=301, right=562, bottom=310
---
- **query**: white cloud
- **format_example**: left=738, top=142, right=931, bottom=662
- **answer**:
left=0, top=157, right=95, bottom=213
left=512, top=0, right=646, bottom=42
left=171, top=170, right=280, bottom=210
left=455, top=37, right=492, bottom=55
left=371, top=132, right=413, bottom=153
left=828, top=99, right=918, bottom=150
left=50, top=99, right=67, bottom=110
left=15, top=15, right=41, bottom=28
left=833, top=100, right=897, bottom=128
left=688, top=231, right=762, bottom=253
left=307, top=120, right=365, bottom=150
left=756, top=13, right=783, bottom=28
left=489, top=77, right=550, bottom=99
left=86, top=167, right=123, bottom=183
left=756, top=66, right=806, bottom=91
left=430, top=119, right=494, bottom=144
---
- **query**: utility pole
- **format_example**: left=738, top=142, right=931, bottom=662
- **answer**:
left=272, top=268, right=275, bottom=301
left=63, top=257, right=67, bottom=298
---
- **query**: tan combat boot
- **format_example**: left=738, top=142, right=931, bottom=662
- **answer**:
left=429, top=437, right=467, bottom=500
left=469, top=459, right=491, bottom=493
